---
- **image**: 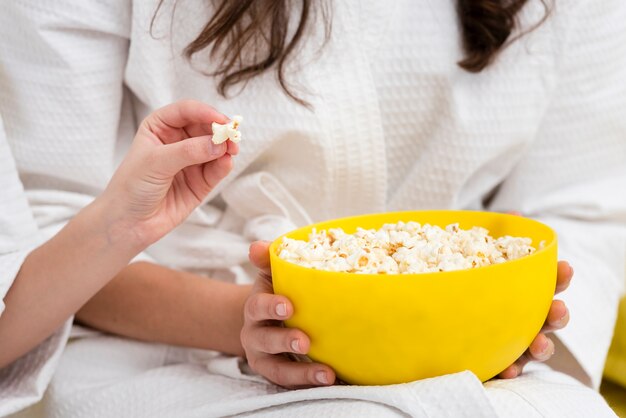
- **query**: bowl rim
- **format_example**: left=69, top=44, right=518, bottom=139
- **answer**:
left=269, top=210, right=557, bottom=279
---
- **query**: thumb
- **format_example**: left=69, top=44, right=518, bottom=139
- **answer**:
left=249, top=241, right=272, bottom=274
left=156, top=135, right=226, bottom=176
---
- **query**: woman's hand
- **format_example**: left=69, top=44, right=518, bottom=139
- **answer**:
left=0, top=100, right=239, bottom=368
left=101, top=99, right=238, bottom=247
left=498, top=260, right=573, bottom=378
left=241, top=241, right=336, bottom=388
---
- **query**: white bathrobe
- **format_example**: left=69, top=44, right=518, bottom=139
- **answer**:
left=1, top=0, right=625, bottom=416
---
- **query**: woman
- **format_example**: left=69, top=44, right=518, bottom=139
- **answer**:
left=1, top=0, right=624, bottom=416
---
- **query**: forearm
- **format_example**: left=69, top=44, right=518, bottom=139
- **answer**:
left=0, top=99, right=236, bottom=369
left=76, top=262, right=251, bottom=357
left=0, top=199, right=143, bottom=368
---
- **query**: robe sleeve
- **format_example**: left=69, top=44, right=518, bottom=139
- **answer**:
left=0, top=1, right=131, bottom=415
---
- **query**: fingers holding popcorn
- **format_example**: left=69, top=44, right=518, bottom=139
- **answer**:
left=143, top=100, right=228, bottom=144
left=156, top=136, right=227, bottom=177
left=102, top=100, right=244, bottom=246
left=212, top=115, right=243, bottom=144
left=202, top=153, right=234, bottom=190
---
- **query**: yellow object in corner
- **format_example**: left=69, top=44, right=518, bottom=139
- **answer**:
left=605, top=297, right=626, bottom=388
left=270, top=210, right=558, bottom=385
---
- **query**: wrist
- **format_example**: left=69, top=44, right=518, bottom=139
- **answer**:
left=85, top=196, right=149, bottom=255
left=231, top=284, right=253, bottom=357
left=213, top=282, right=252, bottom=357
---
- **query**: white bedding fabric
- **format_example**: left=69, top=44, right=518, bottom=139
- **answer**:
left=1, top=0, right=625, bottom=416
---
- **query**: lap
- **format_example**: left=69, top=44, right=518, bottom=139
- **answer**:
left=484, top=363, right=615, bottom=418
left=45, top=336, right=616, bottom=418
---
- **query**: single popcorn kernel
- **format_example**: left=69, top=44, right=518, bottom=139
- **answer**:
left=212, top=115, right=243, bottom=144
left=277, top=221, right=537, bottom=275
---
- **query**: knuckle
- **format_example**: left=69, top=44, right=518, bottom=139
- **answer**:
left=268, top=364, right=283, bottom=385
left=245, top=295, right=261, bottom=321
left=141, top=115, right=167, bottom=139
left=268, top=299, right=278, bottom=319
left=139, top=113, right=156, bottom=131
left=240, top=328, right=250, bottom=348
left=303, top=366, right=314, bottom=382
left=247, top=356, right=259, bottom=373
left=259, top=329, right=274, bottom=352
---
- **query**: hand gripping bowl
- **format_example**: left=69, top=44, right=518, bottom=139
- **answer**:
left=269, top=211, right=558, bottom=385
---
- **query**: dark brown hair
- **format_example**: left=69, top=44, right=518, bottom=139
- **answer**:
left=153, top=0, right=548, bottom=104
left=457, top=0, right=549, bottom=71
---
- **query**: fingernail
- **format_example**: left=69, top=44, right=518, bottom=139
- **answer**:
left=537, top=339, right=553, bottom=360
left=291, top=339, right=301, bottom=353
left=556, top=311, right=569, bottom=327
left=315, top=371, right=329, bottom=384
left=276, top=303, right=287, bottom=317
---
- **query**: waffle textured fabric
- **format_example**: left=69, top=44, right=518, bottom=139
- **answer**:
left=1, top=0, right=625, bottom=416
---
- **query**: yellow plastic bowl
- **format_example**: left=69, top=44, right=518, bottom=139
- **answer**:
left=270, top=210, right=557, bottom=385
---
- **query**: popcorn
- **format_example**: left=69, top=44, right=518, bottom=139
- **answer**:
left=277, top=222, right=537, bottom=274
left=211, top=115, right=243, bottom=144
